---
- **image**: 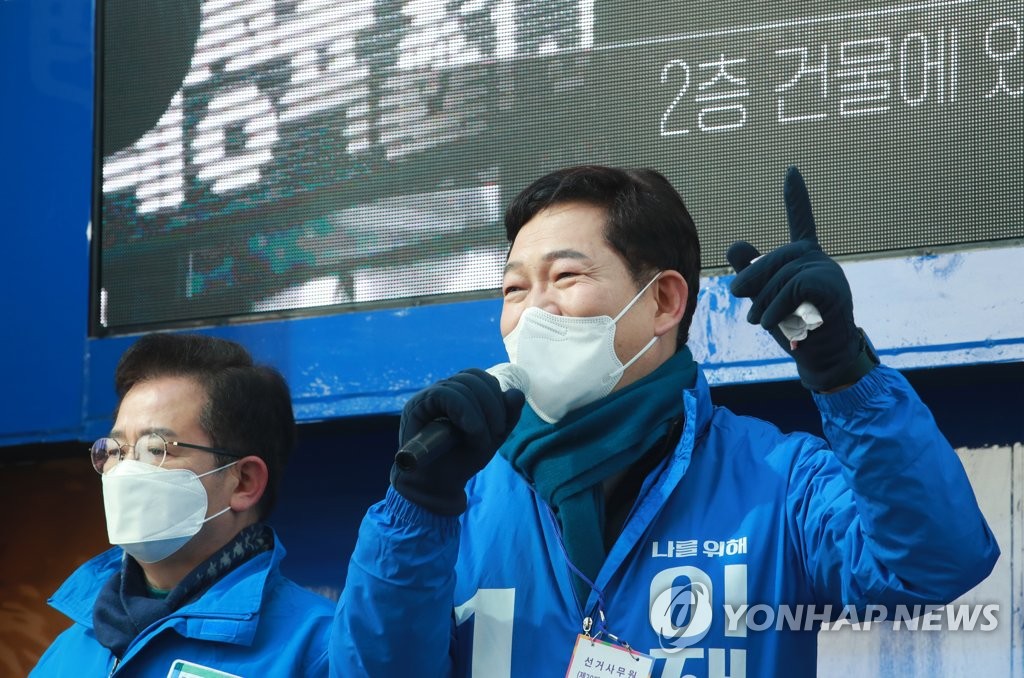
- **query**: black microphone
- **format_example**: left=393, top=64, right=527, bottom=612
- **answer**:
left=393, top=363, right=530, bottom=473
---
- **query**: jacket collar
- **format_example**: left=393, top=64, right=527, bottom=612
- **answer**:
left=588, top=365, right=713, bottom=599
left=48, top=527, right=287, bottom=645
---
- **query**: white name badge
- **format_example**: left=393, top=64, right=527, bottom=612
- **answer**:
left=564, top=634, right=654, bottom=678
left=166, top=659, right=243, bottom=678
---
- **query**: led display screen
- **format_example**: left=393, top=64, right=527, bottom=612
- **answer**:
left=96, top=0, right=1023, bottom=333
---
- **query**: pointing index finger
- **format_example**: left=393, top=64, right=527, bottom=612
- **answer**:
left=783, top=166, right=818, bottom=246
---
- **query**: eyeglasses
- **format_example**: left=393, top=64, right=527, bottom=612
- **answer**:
left=90, top=432, right=247, bottom=474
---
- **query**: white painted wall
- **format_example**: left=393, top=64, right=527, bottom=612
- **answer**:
left=816, top=444, right=1023, bottom=677
left=691, top=245, right=1024, bottom=385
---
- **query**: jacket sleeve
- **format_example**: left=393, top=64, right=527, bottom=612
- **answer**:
left=330, top=487, right=458, bottom=677
left=787, top=365, right=1000, bottom=609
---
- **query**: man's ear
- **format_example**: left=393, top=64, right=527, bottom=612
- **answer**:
left=652, top=270, right=688, bottom=339
left=229, top=456, right=269, bottom=513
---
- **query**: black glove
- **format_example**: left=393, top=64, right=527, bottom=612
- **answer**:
left=726, top=166, right=877, bottom=392
left=391, top=368, right=525, bottom=515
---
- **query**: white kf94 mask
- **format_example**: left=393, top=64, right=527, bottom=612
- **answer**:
left=503, top=273, right=661, bottom=423
left=102, top=459, right=236, bottom=563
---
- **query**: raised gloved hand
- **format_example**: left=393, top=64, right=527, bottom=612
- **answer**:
left=391, top=369, right=525, bottom=515
left=726, top=166, right=877, bottom=392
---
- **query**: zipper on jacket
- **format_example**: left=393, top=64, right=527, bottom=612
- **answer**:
left=538, top=498, right=600, bottom=626
left=108, top=656, right=120, bottom=677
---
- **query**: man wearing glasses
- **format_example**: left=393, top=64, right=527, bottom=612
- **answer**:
left=32, top=333, right=333, bottom=677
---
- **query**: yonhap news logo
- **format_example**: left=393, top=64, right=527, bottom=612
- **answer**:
left=649, top=579, right=716, bottom=651
left=649, top=594, right=1000, bottom=651
left=722, top=603, right=1001, bottom=633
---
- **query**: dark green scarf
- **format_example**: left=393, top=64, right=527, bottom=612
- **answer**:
left=498, top=347, right=697, bottom=606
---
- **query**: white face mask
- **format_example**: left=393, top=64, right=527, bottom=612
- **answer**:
left=101, top=459, right=236, bottom=563
left=503, top=273, right=661, bottom=423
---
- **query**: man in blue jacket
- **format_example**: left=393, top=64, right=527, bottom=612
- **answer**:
left=33, top=333, right=333, bottom=676
left=333, top=165, right=1000, bottom=677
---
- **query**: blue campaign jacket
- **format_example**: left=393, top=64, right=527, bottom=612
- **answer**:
left=334, top=366, right=1000, bottom=678
left=33, top=532, right=333, bottom=677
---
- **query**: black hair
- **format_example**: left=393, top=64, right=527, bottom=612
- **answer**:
left=504, top=165, right=701, bottom=346
left=114, top=333, right=295, bottom=519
